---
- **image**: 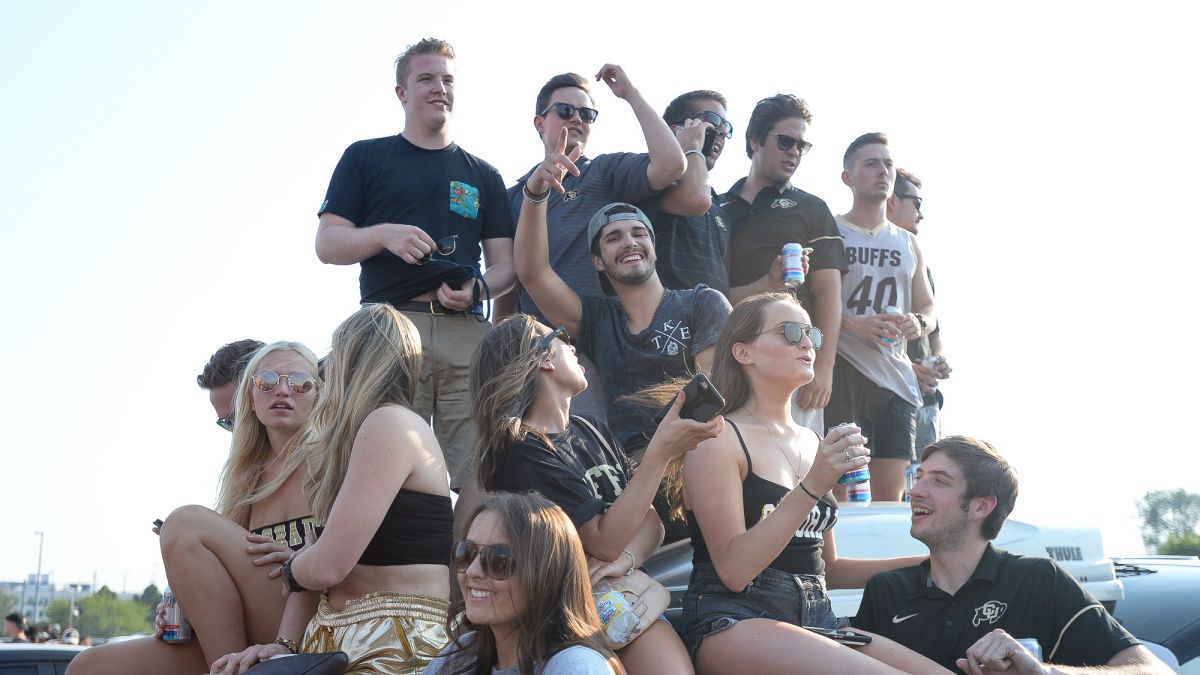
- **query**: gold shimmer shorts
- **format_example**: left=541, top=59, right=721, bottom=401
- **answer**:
left=301, top=591, right=450, bottom=674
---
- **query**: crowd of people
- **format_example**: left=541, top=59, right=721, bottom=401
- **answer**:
left=5, top=613, right=87, bottom=645
left=59, top=36, right=1172, bottom=675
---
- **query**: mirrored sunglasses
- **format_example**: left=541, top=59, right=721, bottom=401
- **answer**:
left=452, top=540, right=516, bottom=580
left=252, top=370, right=316, bottom=394
left=216, top=414, right=234, bottom=432
left=539, top=102, right=600, bottom=124
left=759, top=321, right=823, bottom=350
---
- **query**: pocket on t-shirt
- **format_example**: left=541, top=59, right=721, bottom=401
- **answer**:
left=449, top=180, right=480, bottom=219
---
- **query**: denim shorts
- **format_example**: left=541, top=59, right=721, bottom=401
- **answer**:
left=681, top=562, right=838, bottom=658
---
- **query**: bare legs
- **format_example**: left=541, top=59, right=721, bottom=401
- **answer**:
left=617, top=619, right=695, bottom=675
left=65, top=636, right=208, bottom=675
left=694, top=618, right=950, bottom=675
left=159, top=505, right=291, bottom=668
left=871, top=458, right=909, bottom=502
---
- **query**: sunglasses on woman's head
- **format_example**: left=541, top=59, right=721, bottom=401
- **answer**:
left=252, top=370, right=317, bottom=394
left=757, top=322, right=823, bottom=350
left=453, top=540, right=516, bottom=580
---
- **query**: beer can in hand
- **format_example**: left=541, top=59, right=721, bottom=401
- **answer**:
left=1016, top=638, right=1043, bottom=662
left=828, top=422, right=871, bottom=486
left=782, top=243, right=806, bottom=287
left=162, top=585, right=193, bottom=643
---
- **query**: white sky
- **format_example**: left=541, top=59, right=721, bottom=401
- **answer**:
left=3, top=1, right=1198, bottom=593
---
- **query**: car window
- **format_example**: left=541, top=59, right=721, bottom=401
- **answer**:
left=0, top=664, right=40, bottom=675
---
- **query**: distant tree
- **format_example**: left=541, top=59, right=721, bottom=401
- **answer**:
left=47, top=598, right=72, bottom=626
left=94, top=585, right=118, bottom=601
left=0, top=589, right=16, bottom=615
left=73, top=591, right=152, bottom=638
left=138, top=584, right=162, bottom=608
left=1137, top=489, right=1200, bottom=551
left=1159, top=532, right=1200, bottom=556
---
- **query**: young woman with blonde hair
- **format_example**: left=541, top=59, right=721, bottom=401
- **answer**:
left=215, top=304, right=453, bottom=675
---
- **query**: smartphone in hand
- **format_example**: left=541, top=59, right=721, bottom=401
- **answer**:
left=679, top=373, right=725, bottom=423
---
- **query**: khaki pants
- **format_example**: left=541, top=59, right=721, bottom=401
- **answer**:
left=401, top=310, right=489, bottom=489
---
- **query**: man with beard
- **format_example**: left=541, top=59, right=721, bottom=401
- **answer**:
left=514, top=128, right=731, bottom=451
left=853, top=437, right=1170, bottom=675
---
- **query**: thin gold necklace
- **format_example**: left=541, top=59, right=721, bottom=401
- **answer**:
left=744, top=409, right=799, bottom=485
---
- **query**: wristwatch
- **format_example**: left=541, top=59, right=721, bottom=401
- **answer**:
left=914, top=313, right=929, bottom=334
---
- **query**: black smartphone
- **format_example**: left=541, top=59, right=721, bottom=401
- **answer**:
left=805, top=627, right=873, bottom=646
left=153, top=519, right=164, bottom=535
left=679, top=373, right=725, bottom=423
left=702, top=128, right=717, bottom=156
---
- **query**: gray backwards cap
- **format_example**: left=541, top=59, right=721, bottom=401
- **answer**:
left=587, top=203, right=655, bottom=250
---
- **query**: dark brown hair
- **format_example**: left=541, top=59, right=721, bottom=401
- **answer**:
left=535, top=73, right=591, bottom=115
left=745, top=94, right=812, bottom=158
left=921, top=436, right=1019, bottom=540
left=196, top=339, right=264, bottom=390
left=843, top=131, right=889, bottom=170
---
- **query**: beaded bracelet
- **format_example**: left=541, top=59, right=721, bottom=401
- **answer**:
left=274, top=637, right=299, bottom=654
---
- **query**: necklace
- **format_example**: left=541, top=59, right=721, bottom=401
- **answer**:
left=744, top=409, right=799, bottom=485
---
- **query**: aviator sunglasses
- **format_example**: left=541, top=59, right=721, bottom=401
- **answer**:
left=768, top=132, right=813, bottom=156
left=539, top=102, right=600, bottom=124
left=453, top=540, right=516, bottom=580
left=216, top=413, right=235, bottom=432
left=416, top=235, right=459, bottom=265
left=757, top=321, right=823, bottom=350
left=252, top=370, right=317, bottom=394
left=688, top=110, right=734, bottom=138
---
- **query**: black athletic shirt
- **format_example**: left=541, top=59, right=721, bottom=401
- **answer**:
left=357, top=489, right=453, bottom=566
left=687, top=421, right=837, bottom=576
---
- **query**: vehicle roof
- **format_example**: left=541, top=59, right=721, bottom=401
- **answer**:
left=1111, top=556, right=1200, bottom=665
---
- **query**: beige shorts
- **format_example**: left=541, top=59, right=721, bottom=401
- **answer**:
left=301, top=592, right=450, bottom=674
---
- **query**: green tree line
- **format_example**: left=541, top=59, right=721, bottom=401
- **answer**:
left=43, top=584, right=160, bottom=639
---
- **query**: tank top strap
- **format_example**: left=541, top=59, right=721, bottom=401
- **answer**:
left=726, top=419, right=754, bottom=475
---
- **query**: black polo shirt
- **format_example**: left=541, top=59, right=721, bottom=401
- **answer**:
left=852, top=545, right=1138, bottom=670
left=721, top=179, right=846, bottom=313
left=637, top=189, right=731, bottom=297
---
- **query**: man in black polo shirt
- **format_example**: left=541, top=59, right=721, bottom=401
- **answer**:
left=315, top=38, right=515, bottom=489
left=853, top=436, right=1170, bottom=674
left=637, top=89, right=735, bottom=298
left=722, top=94, right=846, bottom=434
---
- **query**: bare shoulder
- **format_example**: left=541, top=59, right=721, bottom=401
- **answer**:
left=687, top=422, right=747, bottom=477
left=355, top=406, right=440, bottom=456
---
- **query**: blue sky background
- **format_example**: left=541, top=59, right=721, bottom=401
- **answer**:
left=2, top=1, right=1198, bottom=592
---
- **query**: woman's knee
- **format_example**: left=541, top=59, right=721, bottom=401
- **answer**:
left=160, top=504, right=222, bottom=554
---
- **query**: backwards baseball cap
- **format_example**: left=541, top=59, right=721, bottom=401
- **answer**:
left=587, top=202, right=655, bottom=252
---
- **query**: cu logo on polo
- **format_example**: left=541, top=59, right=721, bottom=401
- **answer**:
left=972, top=600, right=1008, bottom=627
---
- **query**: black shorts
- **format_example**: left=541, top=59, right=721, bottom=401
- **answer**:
left=825, top=356, right=917, bottom=462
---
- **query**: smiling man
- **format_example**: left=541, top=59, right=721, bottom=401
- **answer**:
left=723, top=95, right=847, bottom=436
left=853, top=436, right=1171, bottom=675
left=515, top=132, right=730, bottom=450
left=314, top=38, right=515, bottom=489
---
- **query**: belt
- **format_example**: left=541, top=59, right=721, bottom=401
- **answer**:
left=392, top=300, right=463, bottom=316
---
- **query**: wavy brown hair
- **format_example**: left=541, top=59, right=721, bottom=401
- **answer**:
left=287, top=304, right=422, bottom=521
left=443, top=492, right=623, bottom=675
left=215, top=341, right=320, bottom=528
left=468, top=314, right=557, bottom=491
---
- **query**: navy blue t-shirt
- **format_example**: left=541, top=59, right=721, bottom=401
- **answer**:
left=320, top=134, right=513, bottom=305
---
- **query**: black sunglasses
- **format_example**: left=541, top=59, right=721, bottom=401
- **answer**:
left=686, top=110, right=733, bottom=138
left=757, top=321, right=823, bottom=350
left=537, top=326, right=571, bottom=353
left=416, top=235, right=458, bottom=265
left=539, top=102, right=599, bottom=124
left=216, top=413, right=234, bottom=432
left=767, top=132, right=812, bottom=155
left=895, top=193, right=923, bottom=211
left=453, top=540, right=516, bottom=580
left=251, top=370, right=317, bottom=394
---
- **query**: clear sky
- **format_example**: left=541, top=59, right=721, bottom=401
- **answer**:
left=3, top=1, right=1198, bottom=593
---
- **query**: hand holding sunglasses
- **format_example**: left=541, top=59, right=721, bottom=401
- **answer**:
left=252, top=370, right=317, bottom=394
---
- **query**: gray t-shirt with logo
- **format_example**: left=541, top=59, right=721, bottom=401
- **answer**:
left=577, top=285, right=731, bottom=450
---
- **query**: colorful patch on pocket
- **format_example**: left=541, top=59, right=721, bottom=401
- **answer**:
left=449, top=181, right=480, bottom=219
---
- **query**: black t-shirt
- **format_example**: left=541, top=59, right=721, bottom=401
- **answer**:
left=319, top=134, right=513, bottom=305
left=722, top=179, right=847, bottom=314
left=637, top=190, right=731, bottom=297
left=852, top=545, right=1139, bottom=670
left=577, top=286, right=732, bottom=451
left=491, top=415, right=632, bottom=528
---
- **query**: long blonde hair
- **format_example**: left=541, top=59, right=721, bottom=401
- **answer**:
left=214, top=341, right=321, bottom=528
left=444, top=492, right=623, bottom=675
left=298, top=304, right=422, bottom=521
left=468, top=315, right=556, bottom=491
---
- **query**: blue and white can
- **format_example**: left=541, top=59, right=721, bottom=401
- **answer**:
left=782, top=243, right=806, bottom=287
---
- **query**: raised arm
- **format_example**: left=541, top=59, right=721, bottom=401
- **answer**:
left=658, top=119, right=716, bottom=216
left=513, top=128, right=585, bottom=335
left=315, top=212, right=438, bottom=266
left=286, top=406, right=444, bottom=590
left=595, top=64, right=685, bottom=191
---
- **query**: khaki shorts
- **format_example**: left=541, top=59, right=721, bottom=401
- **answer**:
left=302, top=592, right=450, bottom=674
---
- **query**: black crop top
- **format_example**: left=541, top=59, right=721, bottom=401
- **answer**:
left=253, top=516, right=324, bottom=553
left=357, top=488, right=454, bottom=566
left=687, top=420, right=837, bottom=576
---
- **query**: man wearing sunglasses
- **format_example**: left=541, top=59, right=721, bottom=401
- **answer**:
left=723, top=94, right=848, bottom=436
left=504, top=66, right=688, bottom=419
left=888, top=168, right=952, bottom=454
left=314, top=38, right=516, bottom=489
left=197, top=339, right=264, bottom=432
left=827, top=133, right=937, bottom=502
left=636, top=90, right=734, bottom=298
